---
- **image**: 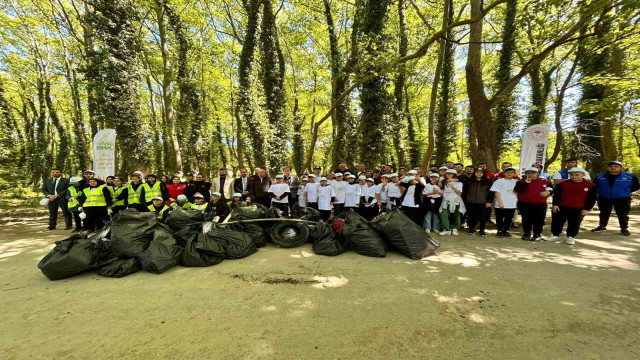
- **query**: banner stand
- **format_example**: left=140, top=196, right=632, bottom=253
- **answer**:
left=519, top=124, right=551, bottom=176
left=93, top=129, right=117, bottom=179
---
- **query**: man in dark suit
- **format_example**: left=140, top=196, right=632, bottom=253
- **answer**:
left=42, top=168, right=72, bottom=231
left=249, top=168, right=271, bottom=207
left=233, top=168, right=252, bottom=200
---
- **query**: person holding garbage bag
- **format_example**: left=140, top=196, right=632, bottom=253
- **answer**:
left=77, top=178, right=112, bottom=232
left=148, top=197, right=171, bottom=222
left=65, top=177, right=84, bottom=232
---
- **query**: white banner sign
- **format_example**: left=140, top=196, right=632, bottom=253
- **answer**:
left=93, top=129, right=117, bottom=179
left=519, top=124, right=551, bottom=175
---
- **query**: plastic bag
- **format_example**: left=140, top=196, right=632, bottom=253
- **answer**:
left=38, top=234, right=96, bottom=280
left=109, top=210, right=157, bottom=258
left=311, top=221, right=346, bottom=256
left=97, top=258, right=140, bottom=278
left=165, top=207, right=204, bottom=232
left=291, top=204, right=321, bottom=221
left=372, top=209, right=440, bottom=259
left=181, top=234, right=223, bottom=267
left=230, top=204, right=268, bottom=247
left=204, top=224, right=258, bottom=259
left=136, top=224, right=183, bottom=274
left=342, top=212, right=386, bottom=257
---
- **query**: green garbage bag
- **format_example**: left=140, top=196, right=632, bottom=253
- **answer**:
left=311, top=221, right=346, bottom=257
left=372, top=209, right=440, bottom=259
left=136, top=224, right=183, bottom=274
left=38, top=234, right=96, bottom=280
left=109, top=210, right=157, bottom=258
left=97, top=258, right=140, bottom=278
left=342, top=211, right=386, bottom=257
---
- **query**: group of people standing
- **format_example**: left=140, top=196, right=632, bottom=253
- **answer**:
left=43, top=158, right=638, bottom=245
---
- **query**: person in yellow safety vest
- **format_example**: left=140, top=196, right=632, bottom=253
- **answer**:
left=170, top=194, right=192, bottom=209
left=127, top=173, right=146, bottom=212
left=140, top=174, right=169, bottom=208
left=189, top=193, right=212, bottom=213
left=105, top=175, right=115, bottom=189
left=65, top=177, right=84, bottom=232
left=110, top=176, right=128, bottom=217
left=147, top=197, right=171, bottom=222
left=77, top=178, right=112, bottom=232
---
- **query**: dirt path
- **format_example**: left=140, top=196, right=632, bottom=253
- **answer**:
left=1, top=210, right=639, bottom=359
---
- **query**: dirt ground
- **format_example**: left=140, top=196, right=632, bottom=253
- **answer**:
left=1, top=209, right=639, bottom=359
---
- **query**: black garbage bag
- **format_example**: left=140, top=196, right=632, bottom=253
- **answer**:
left=38, top=234, right=97, bottom=280
left=372, top=209, right=440, bottom=259
left=165, top=207, right=204, bottom=232
left=97, top=258, right=140, bottom=278
left=291, top=204, right=321, bottom=221
left=109, top=210, right=157, bottom=258
left=195, top=222, right=226, bottom=259
left=230, top=204, right=269, bottom=247
left=342, top=211, right=386, bottom=257
left=181, top=233, right=224, bottom=267
left=311, top=221, right=346, bottom=256
left=174, top=224, right=202, bottom=248
left=136, top=224, right=184, bottom=274
left=269, top=222, right=309, bottom=248
left=205, top=223, right=258, bottom=259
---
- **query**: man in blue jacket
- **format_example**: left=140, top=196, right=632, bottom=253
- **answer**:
left=591, top=161, right=640, bottom=236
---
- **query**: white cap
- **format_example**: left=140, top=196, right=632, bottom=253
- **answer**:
left=152, top=196, right=163, bottom=201
left=390, top=173, right=398, bottom=177
left=446, top=169, right=457, bottom=174
left=301, top=177, right=309, bottom=181
left=358, top=175, right=366, bottom=180
left=366, top=177, right=374, bottom=182
left=568, top=167, right=587, bottom=174
left=408, top=170, right=417, bottom=175
left=382, top=174, right=390, bottom=178
left=429, top=173, right=440, bottom=178
left=69, top=177, right=82, bottom=184
left=212, top=192, right=222, bottom=196
left=308, top=174, right=316, bottom=178
left=319, top=177, right=328, bottom=182
left=275, top=174, right=284, bottom=179
left=335, top=173, right=344, bottom=177
left=347, top=175, right=356, bottom=179
left=406, top=176, right=415, bottom=182
left=233, top=193, right=242, bottom=198
left=194, top=194, right=204, bottom=199
left=84, top=170, right=95, bottom=174
left=524, top=167, right=539, bottom=173
left=177, top=195, right=187, bottom=201
left=439, top=166, right=448, bottom=170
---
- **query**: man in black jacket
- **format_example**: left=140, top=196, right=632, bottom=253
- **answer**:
left=249, top=168, right=271, bottom=207
left=185, top=173, right=212, bottom=202
left=42, top=168, right=72, bottom=231
left=233, top=168, right=253, bottom=200
left=462, top=168, right=494, bottom=236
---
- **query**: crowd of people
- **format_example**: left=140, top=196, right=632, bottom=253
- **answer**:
left=42, top=158, right=639, bottom=245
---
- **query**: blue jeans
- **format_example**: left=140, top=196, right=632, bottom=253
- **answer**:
left=423, top=210, right=440, bottom=231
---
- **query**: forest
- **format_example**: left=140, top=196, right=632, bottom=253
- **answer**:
left=0, top=0, right=639, bottom=187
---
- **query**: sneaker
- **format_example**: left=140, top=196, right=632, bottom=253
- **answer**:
left=564, top=237, right=575, bottom=245
left=425, top=229, right=430, bottom=233
left=544, top=235, right=560, bottom=242
left=467, top=230, right=476, bottom=235
left=503, top=231, right=513, bottom=238
left=44, top=227, right=55, bottom=232
left=478, top=231, right=487, bottom=237
left=591, top=226, right=607, bottom=233
left=533, top=235, right=543, bottom=242
left=621, top=229, right=631, bottom=236
left=439, top=230, right=450, bottom=236
left=521, top=233, right=531, bottom=241
left=451, top=229, right=459, bottom=236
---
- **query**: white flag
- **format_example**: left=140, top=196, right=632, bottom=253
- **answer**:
left=93, top=129, right=117, bottom=179
left=519, top=124, right=551, bottom=175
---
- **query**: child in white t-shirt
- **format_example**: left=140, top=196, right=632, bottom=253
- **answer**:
left=490, top=167, right=519, bottom=237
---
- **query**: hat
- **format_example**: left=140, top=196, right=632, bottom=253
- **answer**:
left=335, top=173, right=344, bottom=177
left=439, top=166, right=448, bottom=170
left=308, top=174, right=316, bottom=178
left=232, top=193, right=242, bottom=198
left=358, top=175, right=366, bottom=180
left=185, top=172, right=194, bottom=176
left=429, top=173, right=440, bottom=177
left=366, top=178, right=374, bottom=182
left=275, top=174, right=284, bottom=179
left=503, top=167, right=517, bottom=172
left=152, top=196, right=163, bottom=201
left=69, top=177, right=82, bottom=184
left=319, top=177, right=328, bottom=182
left=390, top=173, right=398, bottom=178
left=399, top=167, right=407, bottom=171
left=344, top=172, right=352, bottom=176
left=568, top=167, right=587, bottom=174
left=314, top=166, right=321, bottom=170
left=382, top=174, right=390, bottom=178
left=194, top=194, right=204, bottom=199
left=175, top=171, right=184, bottom=175
left=347, top=175, right=356, bottom=179
left=301, top=177, right=309, bottom=181
left=406, top=176, right=415, bottom=182
left=446, top=169, right=457, bottom=174
left=607, top=161, right=623, bottom=166
left=177, top=195, right=187, bottom=201
left=408, top=170, right=418, bottom=175
left=524, top=167, right=539, bottom=173
left=212, top=192, right=222, bottom=197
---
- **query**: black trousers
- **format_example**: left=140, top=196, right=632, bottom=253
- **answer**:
left=551, top=206, right=584, bottom=237
left=495, top=208, right=516, bottom=233
left=598, top=197, right=631, bottom=230
left=319, top=210, right=332, bottom=222
left=84, top=207, right=108, bottom=231
left=308, top=202, right=318, bottom=210
left=518, top=201, right=547, bottom=236
left=361, top=205, right=378, bottom=221
left=128, top=203, right=147, bottom=212
left=71, top=211, right=83, bottom=230
left=333, top=203, right=344, bottom=216
left=47, top=197, right=71, bottom=229
left=272, top=202, right=289, bottom=217
left=402, top=207, right=421, bottom=225
left=255, top=196, right=271, bottom=208
left=466, top=203, right=488, bottom=232
left=112, top=205, right=127, bottom=217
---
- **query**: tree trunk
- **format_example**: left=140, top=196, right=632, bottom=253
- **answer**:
left=392, top=0, right=408, bottom=167
left=44, top=80, right=70, bottom=171
left=146, top=75, right=164, bottom=173
left=493, top=0, right=517, bottom=156
left=601, top=39, right=623, bottom=162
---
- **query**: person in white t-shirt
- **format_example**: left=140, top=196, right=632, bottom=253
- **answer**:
left=439, top=170, right=466, bottom=236
left=490, top=167, right=519, bottom=237
left=375, top=175, right=390, bottom=211
left=317, top=177, right=336, bottom=221
left=400, top=176, right=425, bottom=225
left=344, top=175, right=361, bottom=212
left=423, top=173, right=443, bottom=232
left=269, top=174, right=290, bottom=216
left=332, top=173, right=347, bottom=215
left=360, top=178, right=378, bottom=220
left=297, top=177, right=308, bottom=207
left=327, top=172, right=338, bottom=188
left=387, top=173, right=402, bottom=209
left=304, top=174, right=320, bottom=210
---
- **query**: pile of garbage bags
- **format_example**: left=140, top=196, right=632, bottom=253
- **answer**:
left=38, top=207, right=439, bottom=281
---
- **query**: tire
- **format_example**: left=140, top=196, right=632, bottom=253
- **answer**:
left=269, top=222, right=309, bottom=248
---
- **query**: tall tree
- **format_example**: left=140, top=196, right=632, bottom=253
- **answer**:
left=493, top=0, right=517, bottom=151
left=392, top=0, right=408, bottom=166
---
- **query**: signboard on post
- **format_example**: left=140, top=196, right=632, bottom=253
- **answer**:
left=93, top=129, right=116, bottom=179
left=519, top=124, right=551, bottom=175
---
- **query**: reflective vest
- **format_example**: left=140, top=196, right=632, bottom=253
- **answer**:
left=170, top=201, right=192, bottom=209
left=67, top=186, right=79, bottom=208
left=82, top=185, right=107, bottom=207
left=128, top=183, right=143, bottom=205
left=107, top=185, right=115, bottom=197
left=147, top=204, right=169, bottom=219
left=143, top=181, right=162, bottom=202
left=595, top=172, right=634, bottom=199
left=188, top=202, right=209, bottom=213
left=113, top=186, right=126, bottom=206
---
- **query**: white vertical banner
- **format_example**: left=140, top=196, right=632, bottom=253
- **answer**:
left=519, top=124, right=551, bottom=175
left=93, top=129, right=117, bottom=179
